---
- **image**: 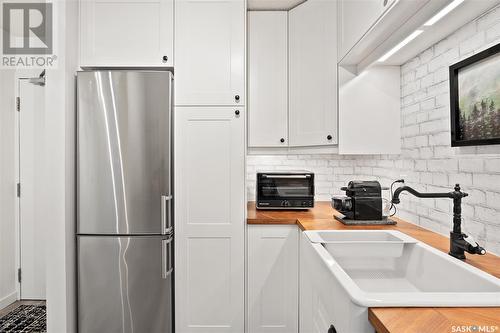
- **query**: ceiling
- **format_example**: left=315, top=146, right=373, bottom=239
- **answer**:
left=247, top=0, right=305, bottom=11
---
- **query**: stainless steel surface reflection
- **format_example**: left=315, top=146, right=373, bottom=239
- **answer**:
left=77, top=70, right=174, bottom=333
left=77, top=71, right=171, bottom=235
left=78, top=236, right=173, bottom=333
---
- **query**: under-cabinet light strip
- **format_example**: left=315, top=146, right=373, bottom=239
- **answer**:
left=424, top=0, right=465, bottom=26
left=378, top=30, right=423, bottom=62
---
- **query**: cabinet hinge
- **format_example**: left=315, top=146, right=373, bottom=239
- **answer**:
left=18, top=268, right=21, bottom=283
left=17, top=183, right=20, bottom=197
left=16, top=97, right=20, bottom=112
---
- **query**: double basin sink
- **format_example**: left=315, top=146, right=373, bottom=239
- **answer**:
left=304, top=230, right=500, bottom=307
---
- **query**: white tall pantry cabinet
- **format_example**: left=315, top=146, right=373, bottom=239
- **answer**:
left=174, top=0, right=246, bottom=332
left=175, top=108, right=245, bottom=332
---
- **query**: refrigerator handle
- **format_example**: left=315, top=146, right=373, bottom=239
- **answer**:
left=161, top=195, right=173, bottom=235
left=162, top=238, right=173, bottom=279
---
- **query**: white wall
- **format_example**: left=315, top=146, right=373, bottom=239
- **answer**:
left=44, top=1, right=78, bottom=332
left=248, top=5, right=500, bottom=255
left=0, top=70, right=18, bottom=309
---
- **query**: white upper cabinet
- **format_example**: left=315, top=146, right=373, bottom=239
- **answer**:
left=289, top=0, right=338, bottom=147
left=175, top=0, right=245, bottom=106
left=248, top=12, right=288, bottom=147
left=80, top=0, right=173, bottom=67
left=338, top=66, right=401, bottom=155
left=337, top=0, right=394, bottom=60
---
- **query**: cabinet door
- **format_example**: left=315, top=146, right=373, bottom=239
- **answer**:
left=247, top=225, right=298, bottom=333
left=248, top=12, right=288, bottom=147
left=337, top=0, right=383, bottom=60
left=80, top=0, right=173, bottom=67
left=338, top=66, right=401, bottom=154
left=175, top=107, right=245, bottom=333
left=175, top=0, right=245, bottom=106
left=299, top=232, right=337, bottom=333
left=289, top=0, right=337, bottom=147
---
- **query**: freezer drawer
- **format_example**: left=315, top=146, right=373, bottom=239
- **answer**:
left=77, top=71, right=173, bottom=235
left=78, top=235, right=173, bottom=333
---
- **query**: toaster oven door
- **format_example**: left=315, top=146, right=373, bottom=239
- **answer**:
left=258, top=174, right=314, bottom=199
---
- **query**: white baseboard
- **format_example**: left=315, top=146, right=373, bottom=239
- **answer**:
left=0, top=291, right=18, bottom=310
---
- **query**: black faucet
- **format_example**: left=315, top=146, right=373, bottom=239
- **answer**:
left=392, top=183, right=486, bottom=260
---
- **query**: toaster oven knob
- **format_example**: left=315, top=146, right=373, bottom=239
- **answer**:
left=282, top=200, right=289, bottom=207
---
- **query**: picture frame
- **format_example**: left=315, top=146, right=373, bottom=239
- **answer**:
left=450, top=42, right=500, bottom=147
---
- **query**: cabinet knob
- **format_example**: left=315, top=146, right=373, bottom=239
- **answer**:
left=235, top=95, right=240, bottom=102
left=280, top=138, right=285, bottom=143
left=235, top=110, right=240, bottom=115
left=328, top=325, right=337, bottom=333
left=162, top=55, right=168, bottom=63
left=327, top=134, right=332, bottom=140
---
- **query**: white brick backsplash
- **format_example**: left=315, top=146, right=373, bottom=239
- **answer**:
left=459, top=32, right=485, bottom=55
left=473, top=173, right=500, bottom=189
left=459, top=159, right=484, bottom=173
left=429, top=132, right=450, bottom=146
left=486, top=191, right=500, bottom=210
left=484, top=158, right=500, bottom=173
left=248, top=5, right=500, bottom=255
left=486, top=21, right=500, bottom=41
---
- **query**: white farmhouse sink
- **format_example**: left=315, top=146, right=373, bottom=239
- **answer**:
left=304, top=230, right=500, bottom=307
left=299, top=230, right=500, bottom=332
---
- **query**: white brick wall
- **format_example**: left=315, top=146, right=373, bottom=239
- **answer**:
left=247, top=5, right=500, bottom=255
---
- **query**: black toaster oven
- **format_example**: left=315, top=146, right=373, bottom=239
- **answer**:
left=256, top=171, right=314, bottom=209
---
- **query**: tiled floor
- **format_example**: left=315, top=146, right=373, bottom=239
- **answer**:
left=0, top=300, right=46, bottom=333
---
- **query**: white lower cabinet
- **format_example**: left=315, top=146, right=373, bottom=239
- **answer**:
left=175, top=107, right=245, bottom=333
left=247, top=225, right=298, bottom=333
left=300, top=232, right=336, bottom=333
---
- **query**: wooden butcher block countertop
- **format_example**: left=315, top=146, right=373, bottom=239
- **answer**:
left=247, top=201, right=500, bottom=333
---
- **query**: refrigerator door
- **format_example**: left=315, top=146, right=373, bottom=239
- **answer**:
left=78, top=235, right=173, bottom=333
left=77, top=71, right=173, bottom=235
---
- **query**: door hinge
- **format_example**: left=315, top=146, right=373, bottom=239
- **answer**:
left=17, top=183, right=20, bottom=197
left=16, top=97, right=20, bottom=112
left=18, top=268, right=21, bottom=283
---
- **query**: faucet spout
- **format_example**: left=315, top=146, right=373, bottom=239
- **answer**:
left=391, top=186, right=458, bottom=204
left=391, top=183, right=483, bottom=260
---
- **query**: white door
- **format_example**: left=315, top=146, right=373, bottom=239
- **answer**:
left=289, top=0, right=337, bottom=147
left=80, top=0, right=174, bottom=67
left=18, top=76, right=46, bottom=300
left=174, top=0, right=245, bottom=106
left=247, top=225, right=298, bottom=333
left=248, top=11, right=288, bottom=147
left=174, top=107, right=245, bottom=332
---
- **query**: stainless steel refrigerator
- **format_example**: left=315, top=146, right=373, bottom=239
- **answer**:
left=77, top=70, right=174, bottom=333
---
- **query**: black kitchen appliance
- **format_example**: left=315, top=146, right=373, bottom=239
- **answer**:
left=256, top=171, right=314, bottom=209
left=332, top=180, right=395, bottom=224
